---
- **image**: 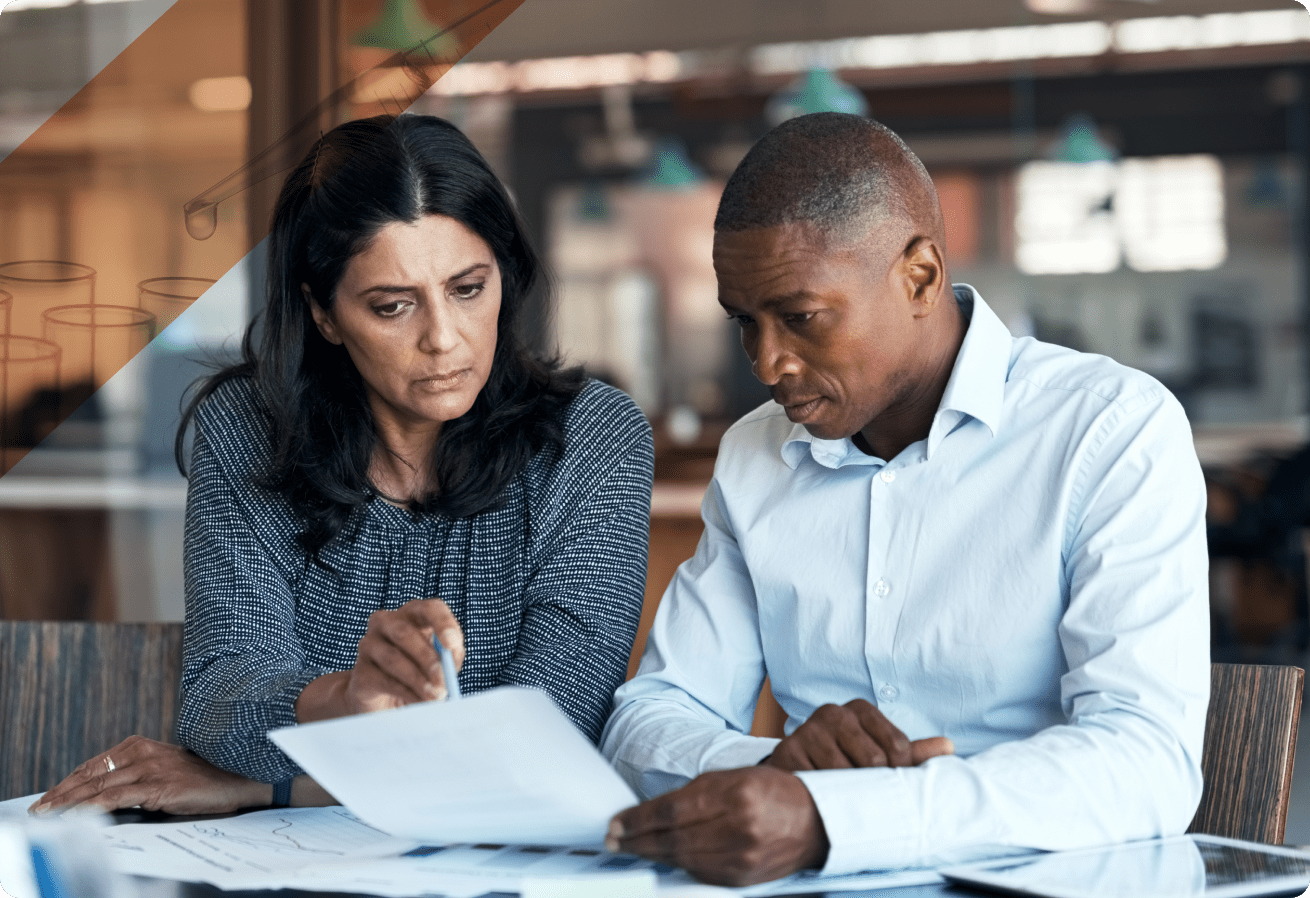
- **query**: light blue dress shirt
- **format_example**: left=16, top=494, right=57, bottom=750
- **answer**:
left=601, top=285, right=1210, bottom=874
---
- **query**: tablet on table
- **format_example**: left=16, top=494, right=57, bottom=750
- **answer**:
left=940, top=834, right=1310, bottom=898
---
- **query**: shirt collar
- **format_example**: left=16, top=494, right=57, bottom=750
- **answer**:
left=935, top=284, right=1010, bottom=440
left=779, top=284, right=1012, bottom=470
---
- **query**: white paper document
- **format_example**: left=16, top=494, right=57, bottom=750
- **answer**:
left=269, top=686, right=639, bottom=847
left=101, top=806, right=415, bottom=886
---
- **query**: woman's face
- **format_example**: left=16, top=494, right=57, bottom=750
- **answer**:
left=309, top=214, right=502, bottom=436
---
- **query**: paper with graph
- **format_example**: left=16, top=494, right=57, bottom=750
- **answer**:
left=100, top=805, right=415, bottom=885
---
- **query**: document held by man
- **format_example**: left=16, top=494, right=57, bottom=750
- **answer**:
left=268, top=686, right=639, bottom=847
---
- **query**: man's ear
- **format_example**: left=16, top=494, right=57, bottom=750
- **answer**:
left=304, top=284, right=342, bottom=345
left=901, top=237, right=946, bottom=319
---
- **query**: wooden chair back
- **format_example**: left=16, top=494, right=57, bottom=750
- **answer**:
left=0, top=620, right=183, bottom=800
left=1187, top=662, right=1304, bottom=844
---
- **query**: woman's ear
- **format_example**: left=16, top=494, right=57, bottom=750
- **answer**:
left=304, top=284, right=342, bottom=345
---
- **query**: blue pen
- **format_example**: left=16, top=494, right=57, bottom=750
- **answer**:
left=431, top=634, right=462, bottom=701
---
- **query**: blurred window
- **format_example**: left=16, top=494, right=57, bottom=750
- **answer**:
left=1015, top=155, right=1225, bottom=275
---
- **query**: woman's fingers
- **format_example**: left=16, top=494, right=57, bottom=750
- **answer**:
left=358, top=627, right=440, bottom=702
left=30, top=737, right=270, bottom=816
left=403, top=598, right=465, bottom=669
left=350, top=599, right=467, bottom=711
left=32, top=738, right=146, bottom=812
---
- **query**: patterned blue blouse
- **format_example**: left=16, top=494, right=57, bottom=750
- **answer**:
left=176, top=376, right=654, bottom=783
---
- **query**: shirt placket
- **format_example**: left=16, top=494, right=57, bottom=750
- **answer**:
left=865, top=462, right=905, bottom=707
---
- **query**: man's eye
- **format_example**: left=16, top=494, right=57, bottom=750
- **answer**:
left=784, top=312, right=815, bottom=326
left=726, top=313, right=754, bottom=327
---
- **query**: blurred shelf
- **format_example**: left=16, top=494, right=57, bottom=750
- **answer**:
left=1194, top=419, right=1309, bottom=468
left=0, top=473, right=187, bottom=510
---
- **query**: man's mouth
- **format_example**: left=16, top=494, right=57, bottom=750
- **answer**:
left=779, top=397, right=824, bottom=420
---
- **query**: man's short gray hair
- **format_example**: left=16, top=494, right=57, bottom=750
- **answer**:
left=714, top=112, right=941, bottom=246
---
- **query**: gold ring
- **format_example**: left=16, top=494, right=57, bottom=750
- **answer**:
left=104, top=756, right=116, bottom=774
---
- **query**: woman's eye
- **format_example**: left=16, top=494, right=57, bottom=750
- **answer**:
left=453, top=282, right=484, bottom=300
left=373, top=301, right=408, bottom=317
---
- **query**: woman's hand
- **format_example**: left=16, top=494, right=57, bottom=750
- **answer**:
left=28, top=736, right=271, bottom=816
left=297, top=598, right=466, bottom=721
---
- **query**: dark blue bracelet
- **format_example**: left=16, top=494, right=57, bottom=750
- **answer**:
left=272, top=778, right=293, bottom=808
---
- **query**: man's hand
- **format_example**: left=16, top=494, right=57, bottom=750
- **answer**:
left=765, top=699, right=954, bottom=772
left=607, top=767, right=828, bottom=887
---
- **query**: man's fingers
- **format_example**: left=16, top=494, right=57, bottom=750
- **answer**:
left=615, top=815, right=750, bottom=869
left=846, top=700, right=912, bottom=767
left=611, top=781, right=730, bottom=841
left=614, top=768, right=828, bottom=888
left=911, top=735, right=955, bottom=765
left=829, top=712, right=889, bottom=768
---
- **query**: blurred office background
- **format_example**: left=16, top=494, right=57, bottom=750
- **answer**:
left=3, top=0, right=1310, bottom=836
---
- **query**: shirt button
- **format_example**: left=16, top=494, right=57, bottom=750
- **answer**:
left=880, top=469, right=896, bottom=483
left=873, top=579, right=890, bottom=597
left=878, top=684, right=900, bottom=703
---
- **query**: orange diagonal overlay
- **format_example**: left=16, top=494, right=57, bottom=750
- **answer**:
left=0, top=0, right=524, bottom=475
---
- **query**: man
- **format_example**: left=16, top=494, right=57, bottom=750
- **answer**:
left=599, top=112, right=1209, bottom=886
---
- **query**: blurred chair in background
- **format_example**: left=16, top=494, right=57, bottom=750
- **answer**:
left=1187, top=662, right=1304, bottom=845
left=0, top=620, right=182, bottom=799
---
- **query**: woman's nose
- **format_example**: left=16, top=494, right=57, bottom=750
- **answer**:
left=417, top=304, right=459, bottom=354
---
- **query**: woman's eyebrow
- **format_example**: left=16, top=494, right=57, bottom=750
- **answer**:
left=359, top=263, right=492, bottom=296
left=448, top=262, right=491, bottom=281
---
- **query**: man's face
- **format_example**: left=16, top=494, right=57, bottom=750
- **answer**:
left=713, top=220, right=924, bottom=442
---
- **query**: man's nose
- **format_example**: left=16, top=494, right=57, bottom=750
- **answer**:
left=748, top=326, right=799, bottom=385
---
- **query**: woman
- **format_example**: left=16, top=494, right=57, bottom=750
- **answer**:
left=32, top=114, right=653, bottom=814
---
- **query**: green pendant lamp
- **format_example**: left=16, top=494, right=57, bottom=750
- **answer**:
left=766, top=67, right=868, bottom=126
left=353, top=0, right=442, bottom=51
left=640, top=138, right=704, bottom=190
left=1050, top=112, right=1117, bottom=164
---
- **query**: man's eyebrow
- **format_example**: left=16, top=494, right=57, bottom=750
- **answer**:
left=719, top=291, right=819, bottom=312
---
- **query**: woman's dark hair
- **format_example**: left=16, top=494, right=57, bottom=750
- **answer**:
left=177, top=113, right=583, bottom=560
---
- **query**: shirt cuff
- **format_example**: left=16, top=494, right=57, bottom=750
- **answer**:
left=795, top=768, right=918, bottom=874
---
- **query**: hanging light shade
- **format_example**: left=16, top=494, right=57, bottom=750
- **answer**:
left=766, top=68, right=868, bottom=126
left=640, top=138, right=704, bottom=190
left=353, top=0, right=442, bottom=51
left=1050, top=112, right=1117, bottom=163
